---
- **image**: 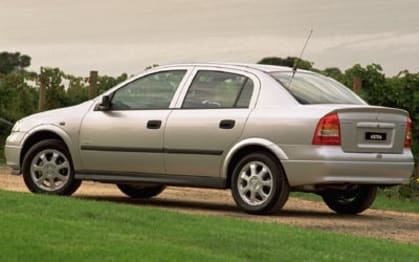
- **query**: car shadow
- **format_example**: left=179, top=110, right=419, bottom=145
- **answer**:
left=77, top=195, right=238, bottom=212
left=76, top=195, right=380, bottom=221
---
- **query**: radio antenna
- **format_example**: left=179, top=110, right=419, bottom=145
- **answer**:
left=288, top=29, right=313, bottom=88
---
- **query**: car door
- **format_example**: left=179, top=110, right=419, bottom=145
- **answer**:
left=164, top=67, right=259, bottom=177
left=79, top=68, right=190, bottom=174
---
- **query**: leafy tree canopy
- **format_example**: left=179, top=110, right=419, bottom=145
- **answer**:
left=257, top=56, right=313, bottom=70
left=0, top=52, right=31, bottom=74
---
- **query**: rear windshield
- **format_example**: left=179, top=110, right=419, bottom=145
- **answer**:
left=270, top=71, right=366, bottom=105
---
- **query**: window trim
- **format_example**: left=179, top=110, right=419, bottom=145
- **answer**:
left=180, top=69, right=255, bottom=110
left=232, top=78, right=250, bottom=108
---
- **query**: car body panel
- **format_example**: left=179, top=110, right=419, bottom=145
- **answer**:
left=78, top=66, right=194, bottom=174
left=164, top=66, right=261, bottom=177
left=79, top=110, right=170, bottom=173
left=336, top=107, right=408, bottom=154
left=282, top=157, right=413, bottom=186
left=5, top=101, right=94, bottom=171
left=221, top=137, right=289, bottom=178
left=4, top=63, right=414, bottom=189
left=164, top=108, right=250, bottom=177
left=4, top=133, right=24, bottom=170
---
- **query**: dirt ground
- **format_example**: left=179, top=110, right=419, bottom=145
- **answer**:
left=1, top=167, right=418, bottom=245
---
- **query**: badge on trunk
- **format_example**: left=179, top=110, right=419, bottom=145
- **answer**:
left=365, top=132, right=387, bottom=141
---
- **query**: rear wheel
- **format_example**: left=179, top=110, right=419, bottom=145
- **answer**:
left=231, top=152, right=289, bottom=215
left=22, top=139, right=81, bottom=195
left=321, top=185, right=377, bottom=214
left=117, top=184, right=166, bottom=199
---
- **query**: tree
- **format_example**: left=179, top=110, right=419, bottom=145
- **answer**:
left=64, top=74, right=89, bottom=106
left=322, top=67, right=345, bottom=82
left=39, top=67, right=68, bottom=110
left=0, top=70, right=38, bottom=158
left=0, top=72, right=37, bottom=121
left=344, top=64, right=390, bottom=105
left=258, top=56, right=313, bottom=70
left=0, top=52, right=31, bottom=74
left=97, top=73, right=128, bottom=94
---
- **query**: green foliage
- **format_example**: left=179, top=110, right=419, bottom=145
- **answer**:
left=40, top=67, right=68, bottom=110
left=0, top=72, right=38, bottom=121
left=322, top=67, right=345, bottom=82
left=0, top=70, right=38, bottom=159
left=97, top=73, right=128, bottom=94
left=345, top=64, right=389, bottom=105
left=258, top=56, right=313, bottom=70
left=0, top=52, right=31, bottom=74
left=1, top=190, right=419, bottom=261
left=145, top=64, right=160, bottom=70
left=387, top=176, right=419, bottom=200
left=64, top=74, right=89, bottom=106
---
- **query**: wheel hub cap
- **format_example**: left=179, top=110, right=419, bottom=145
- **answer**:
left=30, top=149, right=71, bottom=192
left=237, top=161, right=274, bottom=206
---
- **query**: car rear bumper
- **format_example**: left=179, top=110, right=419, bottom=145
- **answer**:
left=283, top=160, right=413, bottom=186
left=281, top=148, right=414, bottom=186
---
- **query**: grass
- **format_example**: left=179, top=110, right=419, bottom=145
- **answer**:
left=291, top=191, right=419, bottom=214
left=0, top=190, right=418, bottom=261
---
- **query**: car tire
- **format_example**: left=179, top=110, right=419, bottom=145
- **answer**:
left=22, top=139, right=81, bottom=195
left=117, top=184, right=166, bottom=199
left=321, top=185, right=377, bottom=214
left=231, top=152, right=289, bottom=215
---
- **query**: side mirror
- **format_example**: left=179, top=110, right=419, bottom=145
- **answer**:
left=96, top=95, right=112, bottom=111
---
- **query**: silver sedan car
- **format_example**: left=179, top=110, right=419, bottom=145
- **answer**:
left=4, top=63, right=414, bottom=214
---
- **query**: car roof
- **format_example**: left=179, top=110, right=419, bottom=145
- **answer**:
left=157, top=62, right=307, bottom=73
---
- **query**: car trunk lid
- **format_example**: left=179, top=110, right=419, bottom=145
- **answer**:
left=335, top=106, right=408, bottom=153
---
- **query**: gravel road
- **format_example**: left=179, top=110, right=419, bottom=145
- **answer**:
left=1, top=167, right=418, bottom=245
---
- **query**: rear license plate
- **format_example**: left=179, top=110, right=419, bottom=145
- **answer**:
left=365, top=132, right=387, bottom=141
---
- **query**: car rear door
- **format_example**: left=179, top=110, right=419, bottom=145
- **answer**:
left=79, top=68, right=191, bottom=174
left=164, top=67, right=259, bottom=177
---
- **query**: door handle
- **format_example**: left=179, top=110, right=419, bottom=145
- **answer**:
left=147, top=120, right=162, bottom=129
left=219, top=119, right=235, bottom=129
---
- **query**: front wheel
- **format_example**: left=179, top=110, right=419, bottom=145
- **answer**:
left=22, top=139, right=81, bottom=195
left=117, top=184, right=166, bottom=199
left=231, top=152, right=289, bottom=215
left=321, top=185, right=377, bottom=214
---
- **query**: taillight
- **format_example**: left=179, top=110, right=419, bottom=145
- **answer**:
left=404, top=117, right=412, bottom=148
left=312, top=113, right=341, bottom=145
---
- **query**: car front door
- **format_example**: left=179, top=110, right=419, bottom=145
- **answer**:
left=164, top=67, right=259, bottom=177
left=79, top=68, right=190, bottom=174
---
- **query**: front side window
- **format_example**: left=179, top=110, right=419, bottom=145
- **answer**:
left=270, top=71, right=366, bottom=105
left=111, top=70, right=186, bottom=110
left=182, top=70, right=254, bottom=109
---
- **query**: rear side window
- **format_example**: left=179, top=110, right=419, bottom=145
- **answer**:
left=270, top=71, right=365, bottom=105
left=182, top=70, right=254, bottom=109
left=111, top=70, right=186, bottom=110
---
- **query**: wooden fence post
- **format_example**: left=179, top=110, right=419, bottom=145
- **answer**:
left=88, top=70, right=98, bottom=99
left=352, top=76, right=362, bottom=92
left=38, top=67, right=46, bottom=112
